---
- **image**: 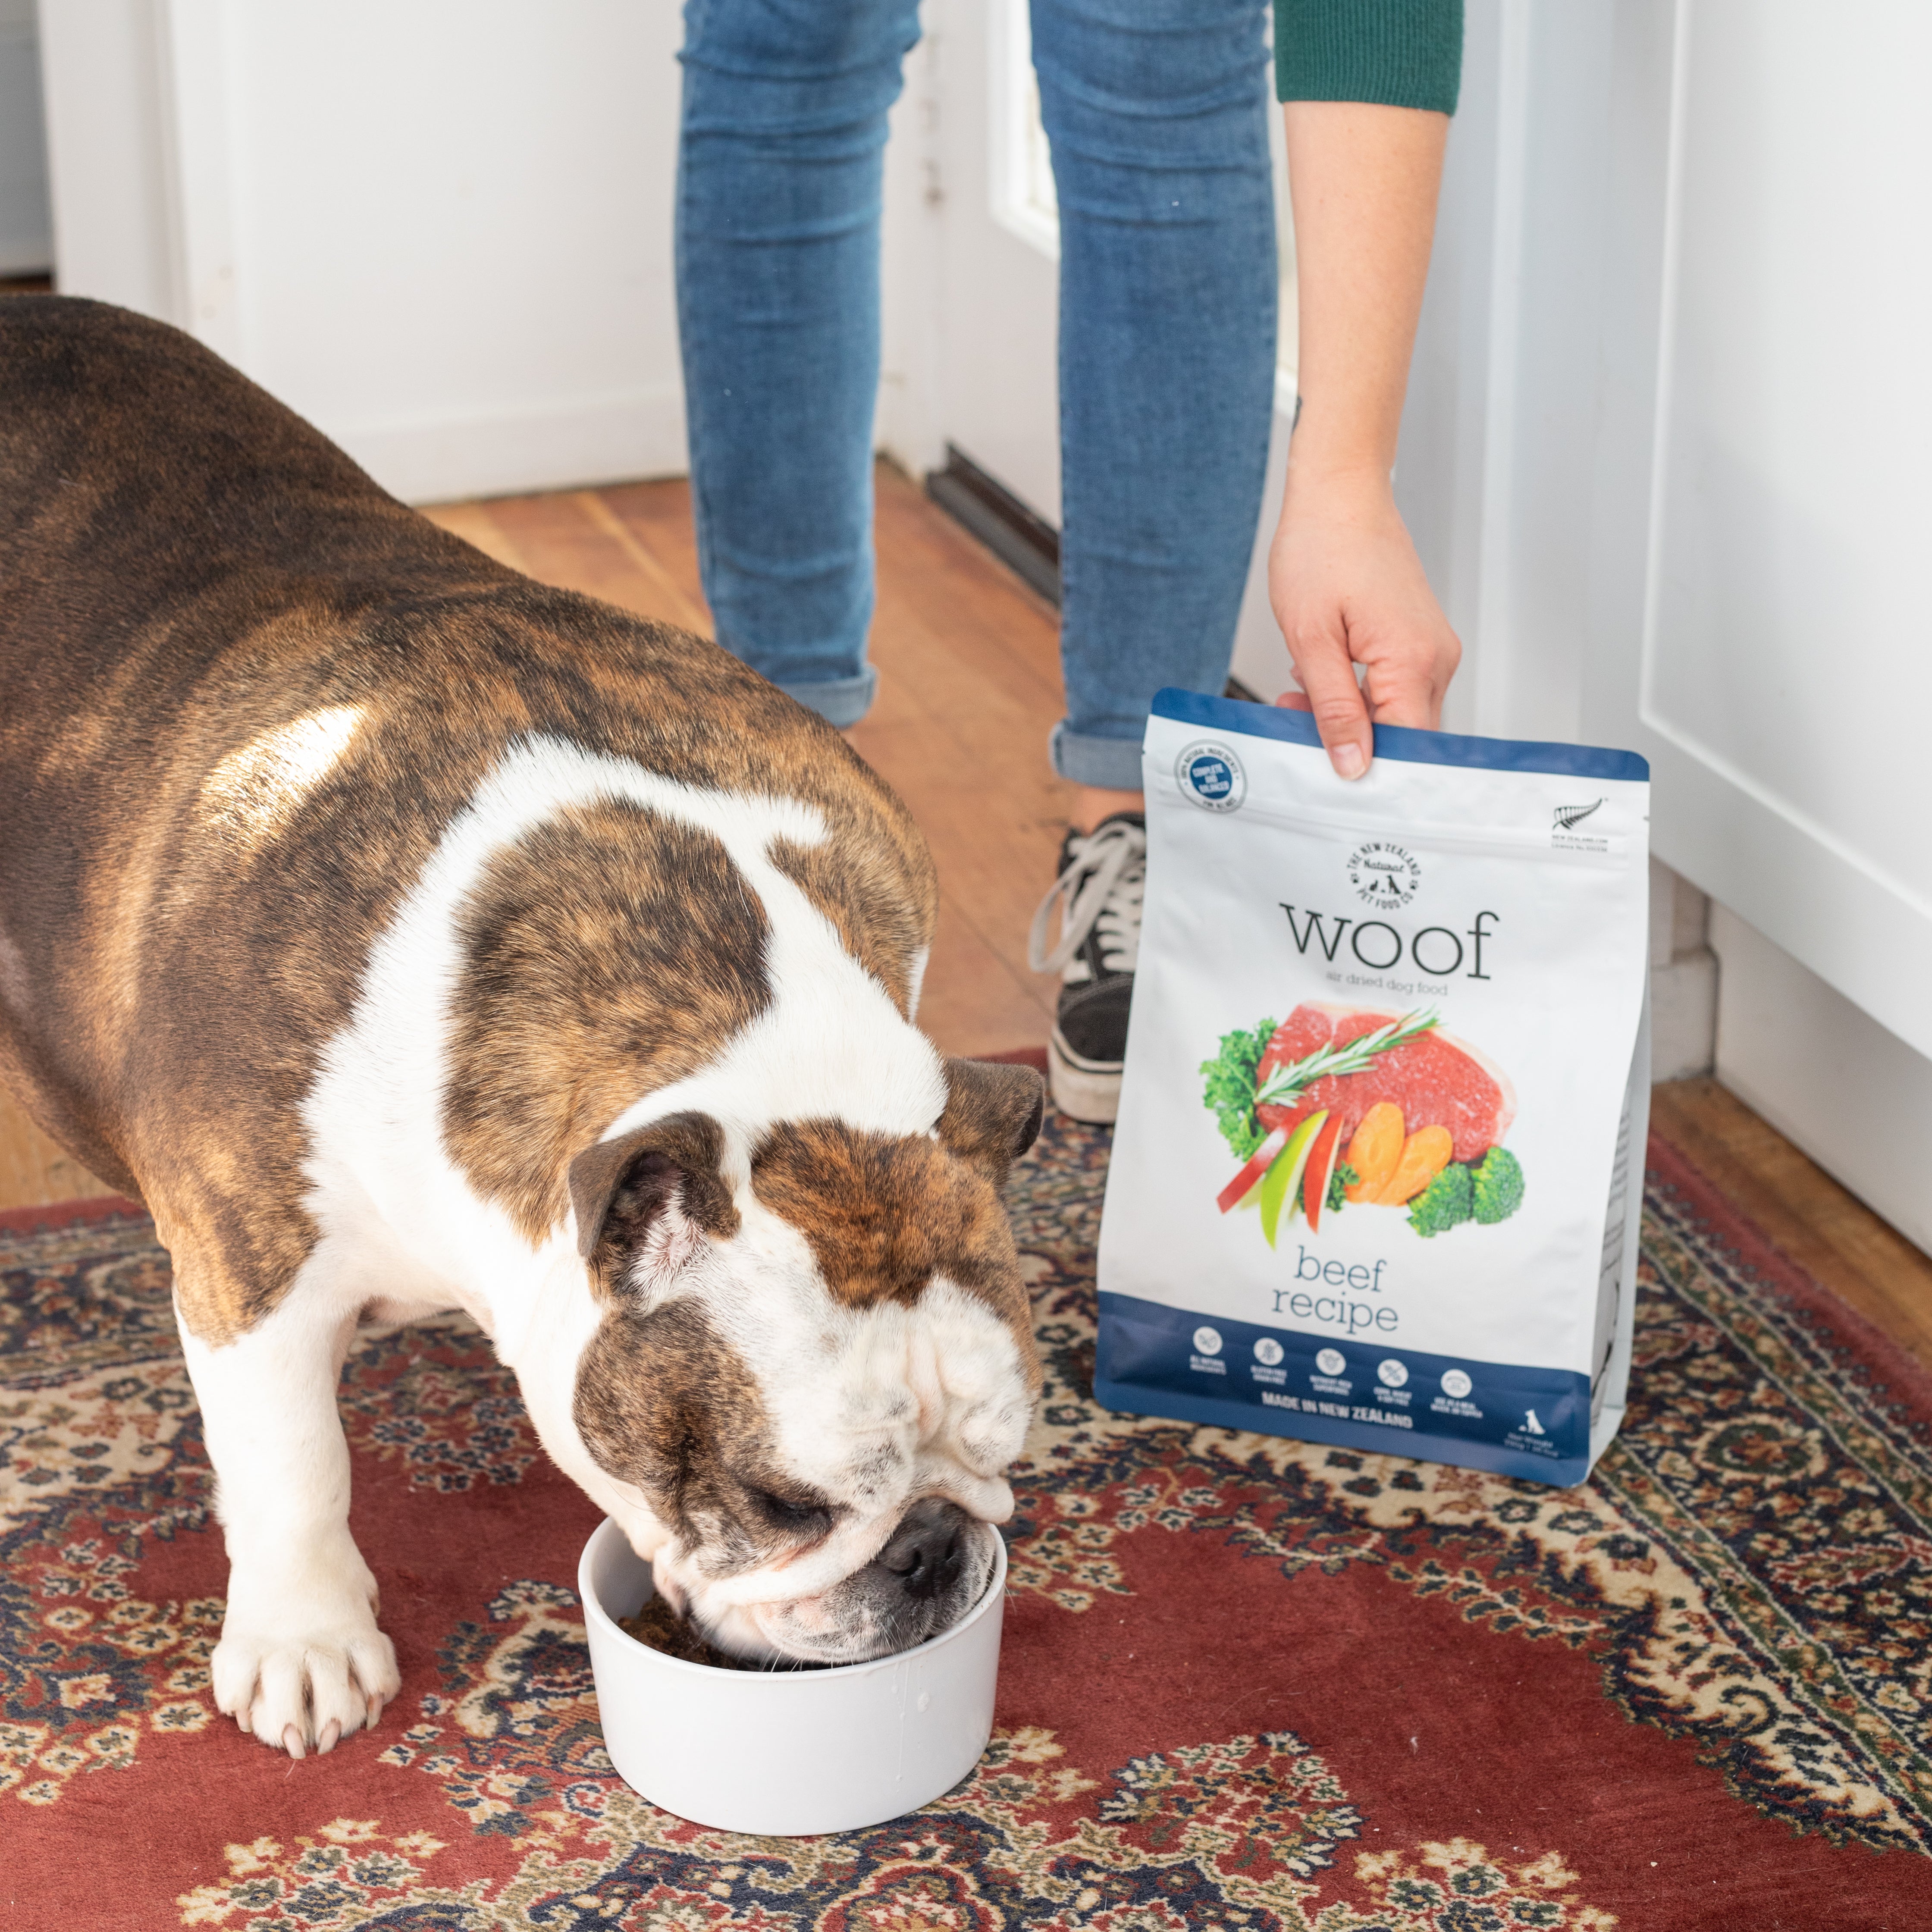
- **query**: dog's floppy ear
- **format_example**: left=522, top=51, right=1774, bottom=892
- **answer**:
left=938, top=1057, right=1045, bottom=1186
left=568, top=1110, right=739, bottom=1273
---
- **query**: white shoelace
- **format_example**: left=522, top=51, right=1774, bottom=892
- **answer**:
left=1027, top=819, right=1147, bottom=978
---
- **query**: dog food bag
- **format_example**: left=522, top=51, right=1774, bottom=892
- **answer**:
left=1096, top=691, right=1651, bottom=1487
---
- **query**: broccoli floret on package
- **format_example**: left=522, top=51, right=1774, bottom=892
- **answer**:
left=1471, top=1146, right=1526, bottom=1224
left=1199, top=1019, right=1275, bottom=1160
left=1407, top=1162, right=1474, bottom=1238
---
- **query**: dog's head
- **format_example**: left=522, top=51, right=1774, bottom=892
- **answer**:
left=565, top=1057, right=1044, bottom=1664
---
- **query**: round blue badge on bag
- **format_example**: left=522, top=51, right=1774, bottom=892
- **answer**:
left=1175, top=741, right=1247, bottom=813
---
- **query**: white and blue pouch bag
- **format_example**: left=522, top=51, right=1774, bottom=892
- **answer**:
left=1096, top=691, right=1652, bottom=1487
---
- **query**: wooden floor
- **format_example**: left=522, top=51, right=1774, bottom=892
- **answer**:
left=1650, top=1079, right=1932, bottom=1370
left=3, top=463, right=1929, bottom=1378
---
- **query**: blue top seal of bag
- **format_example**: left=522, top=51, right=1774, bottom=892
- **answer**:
left=1153, top=689, right=1650, bottom=785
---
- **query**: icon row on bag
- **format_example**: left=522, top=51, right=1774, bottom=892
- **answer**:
left=1192, top=1325, right=1474, bottom=1402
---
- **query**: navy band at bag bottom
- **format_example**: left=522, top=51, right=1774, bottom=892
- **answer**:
left=1091, top=1376, right=1592, bottom=1489
left=1095, top=1289, right=1595, bottom=1489
left=1151, top=687, right=1650, bottom=786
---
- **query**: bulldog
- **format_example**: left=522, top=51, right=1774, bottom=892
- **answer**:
left=0, top=297, right=1044, bottom=1759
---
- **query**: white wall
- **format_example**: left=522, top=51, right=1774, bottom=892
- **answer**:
left=40, top=0, right=686, bottom=505
left=1386, top=0, right=1625, bottom=746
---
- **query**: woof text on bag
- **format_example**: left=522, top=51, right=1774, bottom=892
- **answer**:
left=1281, top=904, right=1499, bottom=980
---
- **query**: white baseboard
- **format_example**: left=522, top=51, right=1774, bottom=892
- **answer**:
left=0, top=239, right=51, bottom=276
left=1710, top=904, right=1932, bottom=1258
left=0, top=22, right=52, bottom=278
left=337, top=385, right=689, bottom=508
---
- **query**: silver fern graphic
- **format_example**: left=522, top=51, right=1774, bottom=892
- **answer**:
left=1554, top=799, right=1604, bottom=831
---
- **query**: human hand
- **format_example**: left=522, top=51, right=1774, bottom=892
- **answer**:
left=1267, top=463, right=1460, bottom=780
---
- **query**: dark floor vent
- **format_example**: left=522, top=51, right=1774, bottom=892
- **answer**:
left=924, top=443, right=1267, bottom=707
left=924, top=444, right=1061, bottom=606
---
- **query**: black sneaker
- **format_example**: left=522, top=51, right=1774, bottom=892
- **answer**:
left=1026, top=813, right=1145, bottom=1123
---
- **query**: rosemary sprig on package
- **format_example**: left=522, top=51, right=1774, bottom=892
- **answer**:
left=1251, top=1007, right=1440, bottom=1111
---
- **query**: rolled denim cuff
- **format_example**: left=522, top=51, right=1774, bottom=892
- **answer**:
left=771, top=663, right=879, bottom=729
left=1049, top=720, right=1150, bottom=793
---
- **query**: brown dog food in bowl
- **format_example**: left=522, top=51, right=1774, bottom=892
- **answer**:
left=618, top=1598, right=829, bottom=1673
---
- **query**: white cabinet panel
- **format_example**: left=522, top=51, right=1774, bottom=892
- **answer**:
left=1603, top=0, right=1932, bottom=1058
left=1350, top=1, right=1927, bottom=1233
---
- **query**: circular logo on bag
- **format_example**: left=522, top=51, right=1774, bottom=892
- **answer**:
left=1316, top=1348, right=1346, bottom=1376
left=1176, top=741, right=1247, bottom=813
left=1441, top=1369, right=1473, bottom=1399
left=1348, top=840, right=1421, bottom=907
left=1192, top=1326, right=1223, bottom=1356
left=1253, top=1336, right=1284, bottom=1366
left=1377, top=1358, right=1409, bottom=1388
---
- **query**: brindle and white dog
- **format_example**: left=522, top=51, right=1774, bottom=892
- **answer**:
left=0, top=298, right=1044, bottom=1759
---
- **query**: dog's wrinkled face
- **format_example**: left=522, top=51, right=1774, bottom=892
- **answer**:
left=568, top=1059, right=1043, bottom=1663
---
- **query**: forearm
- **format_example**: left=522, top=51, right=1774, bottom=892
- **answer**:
left=1267, top=99, right=1458, bottom=770
left=1283, top=100, right=1447, bottom=488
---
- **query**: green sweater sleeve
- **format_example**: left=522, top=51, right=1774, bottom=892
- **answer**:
left=1274, top=0, right=1464, bottom=113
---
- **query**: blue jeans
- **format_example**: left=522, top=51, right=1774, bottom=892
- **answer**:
left=677, top=0, right=1276, bottom=789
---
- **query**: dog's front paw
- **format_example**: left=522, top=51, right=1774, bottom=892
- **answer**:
left=212, top=1564, right=401, bottom=1757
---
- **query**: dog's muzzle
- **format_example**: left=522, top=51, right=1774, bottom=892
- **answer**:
left=869, top=1496, right=972, bottom=1605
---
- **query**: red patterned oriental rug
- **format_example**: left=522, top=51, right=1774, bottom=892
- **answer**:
left=5, top=1117, right=1932, bottom=1930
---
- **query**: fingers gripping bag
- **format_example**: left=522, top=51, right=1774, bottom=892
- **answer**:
left=1096, top=691, right=1651, bottom=1487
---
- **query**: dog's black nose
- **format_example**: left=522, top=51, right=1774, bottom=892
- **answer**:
left=877, top=1497, right=969, bottom=1601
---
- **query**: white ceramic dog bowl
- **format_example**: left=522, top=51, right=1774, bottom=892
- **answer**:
left=578, top=1515, right=1007, bottom=1836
